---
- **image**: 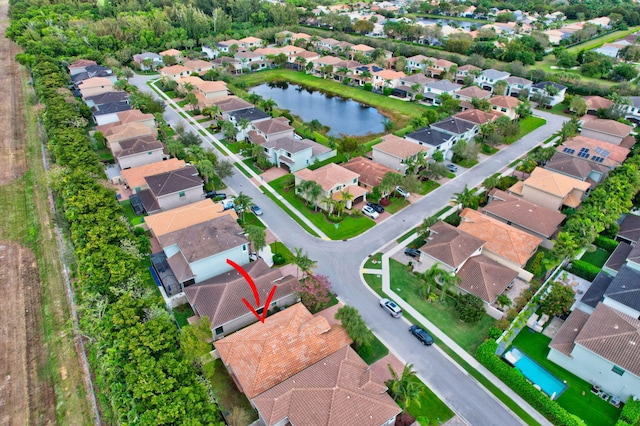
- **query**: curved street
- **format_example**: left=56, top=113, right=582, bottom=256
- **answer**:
left=131, top=74, right=564, bottom=425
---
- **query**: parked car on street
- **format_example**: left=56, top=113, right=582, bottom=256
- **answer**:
left=362, top=205, right=379, bottom=219
left=396, top=186, right=410, bottom=198
left=205, top=191, right=226, bottom=199
left=404, top=248, right=421, bottom=258
left=250, top=205, right=263, bottom=216
left=366, top=202, right=385, bottom=213
left=380, top=298, right=402, bottom=318
left=446, top=164, right=458, bottom=173
left=409, top=325, right=434, bottom=345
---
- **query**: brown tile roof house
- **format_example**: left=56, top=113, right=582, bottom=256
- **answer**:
left=458, top=208, right=542, bottom=267
left=509, top=167, right=590, bottom=211
left=454, top=86, right=492, bottom=101
left=111, top=135, right=164, bottom=163
left=489, top=95, right=520, bottom=109
left=295, top=163, right=359, bottom=192
left=253, top=117, right=293, bottom=136
left=138, top=165, right=203, bottom=213
left=617, top=214, right=640, bottom=245
left=116, top=109, right=154, bottom=126
left=483, top=189, right=565, bottom=239
left=144, top=199, right=237, bottom=239
left=551, top=303, right=640, bottom=378
left=183, top=59, right=213, bottom=75
left=584, top=96, right=613, bottom=112
left=342, top=157, right=396, bottom=189
left=69, top=59, right=97, bottom=70
left=184, top=259, right=299, bottom=339
left=374, top=134, right=431, bottom=158
left=252, top=345, right=401, bottom=426
left=454, top=108, right=500, bottom=125
left=581, top=119, right=633, bottom=143
left=215, top=303, right=352, bottom=399
left=419, top=221, right=485, bottom=271
left=560, top=135, right=630, bottom=165
left=545, top=152, right=610, bottom=187
left=104, top=122, right=155, bottom=144
left=212, top=96, right=253, bottom=113
left=121, top=158, right=186, bottom=190
left=456, top=255, right=518, bottom=303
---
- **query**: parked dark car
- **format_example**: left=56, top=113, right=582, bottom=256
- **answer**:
left=367, top=202, right=385, bottom=213
left=404, top=248, right=421, bottom=258
left=409, top=325, right=434, bottom=346
left=205, top=191, right=226, bottom=199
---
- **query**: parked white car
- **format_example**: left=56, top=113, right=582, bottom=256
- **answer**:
left=396, top=186, right=410, bottom=198
left=362, top=205, right=379, bottom=219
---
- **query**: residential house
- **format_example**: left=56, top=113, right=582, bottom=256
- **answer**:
left=580, top=119, right=633, bottom=145
left=260, top=136, right=334, bottom=173
left=212, top=96, right=253, bottom=120
left=584, top=96, right=613, bottom=115
left=157, top=214, right=249, bottom=288
left=137, top=165, right=204, bottom=214
left=351, top=43, right=375, bottom=56
left=454, top=86, right=492, bottom=103
left=560, top=135, right=630, bottom=166
left=371, top=134, right=431, bottom=173
left=372, top=69, right=406, bottom=91
left=77, top=77, right=114, bottom=98
left=228, top=108, right=271, bottom=140
left=455, top=64, right=481, bottom=84
left=422, top=80, right=462, bottom=104
left=247, top=117, right=294, bottom=145
left=177, top=77, right=228, bottom=106
left=84, top=91, right=128, bottom=109
left=426, top=58, right=457, bottom=78
left=210, top=56, right=242, bottom=73
left=430, top=117, right=478, bottom=142
left=488, top=96, right=521, bottom=119
left=183, top=59, right=213, bottom=76
left=418, top=221, right=485, bottom=273
left=215, top=303, right=353, bottom=400
left=624, top=96, right=640, bottom=123
left=405, top=126, right=456, bottom=158
left=508, top=167, right=590, bottom=211
left=505, top=76, right=532, bottom=97
left=616, top=214, right=640, bottom=246
left=475, top=69, right=510, bottom=91
left=121, top=158, right=187, bottom=192
left=315, top=37, right=342, bottom=52
left=294, top=163, right=367, bottom=210
left=342, top=157, right=397, bottom=191
left=159, top=48, right=182, bottom=63
left=68, top=59, right=97, bottom=76
left=116, top=109, right=156, bottom=132
left=454, top=109, right=500, bottom=126
left=458, top=208, right=542, bottom=274
left=405, top=54, right=433, bottom=72
left=239, top=36, right=263, bottom=49
left=92, top=102, right=132, bottom=126
left=545, top=152, right=611, bottom=188
left=252, top=345, right=400, bottom=426
left=71, top=65, right=116, bottom=86
left=456, top=254, right=518, bottom=305
left=234, top=51, right=266, bottom=70
left=133, top=52, right=163, bottom=70
left=530, top=81, right=567, bottom=106
left=160, top=65, right=192, bottom=80
left=482, top=189, right=566, bottom=239
left=110, top=135, right=165, bottom=170
left=310, top=55, right=343, bottom=77
left=393, top=73, right=434, bottom=99
left=288, top=50, right=320, bottom=71
left=103, top=122, right=155, bottom=145
left=216, top=39, right=241, bottom=54
left=184, top=259, right=299, bottom=340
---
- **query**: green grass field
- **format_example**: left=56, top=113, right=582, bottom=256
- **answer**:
left=407, top=376, right=455, bottom=425
left=173, top=304, right=195, bottom=328
left=580, top=247, right=611, bottom=268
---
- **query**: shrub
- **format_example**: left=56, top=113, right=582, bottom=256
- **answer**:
left=594, top=235, right=619, bottom=253
left=455, top=294, right=484, bottom=322
left=364, top=82, right=373, bottom=91
left=506, top=308, right=519, bottom=321
left=495, top=318, right=510, bottom=330
left=272, top=253, right=285, bottom=265
left=618, top=397, right=640, bottom=425
left=527, top=251, right=545, bottom=277
left=568, top=260, right=600, bottom=281
left=488, top=326, right=503, bottom=340
left=496, top=175, right=518, bottom=190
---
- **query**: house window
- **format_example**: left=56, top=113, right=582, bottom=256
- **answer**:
left=612, top=366, right=625, bottom=376
left=286, top=152, right=291, bottom=157
left=179, top=191, right=185, bottom=197
left=148, top=151, right=153, bottom=155
left=243, top=244, right=247, bottom=251
left=215, top=326, right=224, bottom=335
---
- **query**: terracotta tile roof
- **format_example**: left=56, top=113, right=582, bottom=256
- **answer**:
left=618, top=214, right=640, bottom=244
left=374, top=69, right=405, bottom=80
left=184, top=259, right=297, bottom=327
left=434, top=58, right=455, bottom=68
left=212, top=96, right=253, bottom=112
left=545, top=153, right=608, bottom=185
left=351, top=43, right=375, bottom=52
left=253, top=118, right=293, bottom=135
left=144, top=199, right=237, bottom=238
left=240, top=36, right=262, bottom=44
left=116, top=109, right=154, bottom=125
left=184, top=59, right=212, bottom=71
left=582, top=119, right=633, bottom=138
left=455, top=86, right=492, bottom=100
left=160, top=65, right=191, bottom=75
left=457, top=64, right=480, bottom=72
left=454, top=108, right=500, bottom=125
left=419, top=221, right=485, bottom=269
left=483, top=189, right=565, bottom=238
left=342, top=157, right=396, bottom=188
left=69, top=59, right=97, bottom=69
left=456, top=255, right=517, bottom=303
left=549, top=308, right=590, bottom=356
left=489, top=95, right=520, bottom=109
left=561, top=135, right=630, bottom=164
left=295, top=163, right=359, bottom=192
left=121, top=158, right=186, bottom=189
left=331, top=184, right=367, bottom=201
left=158, top=214, right=247, bottom=263
left=313, top=56, right=343, bottom=66
left=144, top=165, right=203, bottom=197
left=252, top=346, right=400, bottom=426
left=373, top=134, right=431, bottom=158
left=520, top=167, right=590, bottom=198
left=573, top=303, right=640, bottom=377
left=115, top=135, right=163, bottom=158
left=159, top=48, right=181, bottom=57
left=215, top=303, right=352, bottom=398
left=458, top=208, right=542, bottom=266
left=105, top=122, right=154, bottom=143
left=78, top=77, right=113, bottom=89
left=584, top=96, right=613, bottom=111
left=505, top=76, right=532, bottom=86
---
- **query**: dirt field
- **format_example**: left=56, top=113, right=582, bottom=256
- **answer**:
left=0, top=0, right=93, bottom=423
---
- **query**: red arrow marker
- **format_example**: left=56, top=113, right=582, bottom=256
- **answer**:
left=227, top=259, right=277, bottom=323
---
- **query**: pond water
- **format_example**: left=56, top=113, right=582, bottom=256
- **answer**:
left=249, top=82, right=386, bottom=137
left=417, top=18, right=478, bottom=30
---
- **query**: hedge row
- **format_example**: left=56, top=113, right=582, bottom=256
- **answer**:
left=594, top=235, right=619, bottom=253
left=476, top=340, right=582, bottom=426
left=568, top=260, right=600, bottom=282
left=616, top=398, right=640, bottom=426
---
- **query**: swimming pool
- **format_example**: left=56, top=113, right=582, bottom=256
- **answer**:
left=504, top=347, right=567, bottom=399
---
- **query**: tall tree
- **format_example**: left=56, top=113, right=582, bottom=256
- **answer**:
left=245, top=225, right=266, bottom=253
left=386, top=363, right=423, bottom=415
left=335, top=305, right=374, bottom=349
left=233, top=192, right=253, bottom=224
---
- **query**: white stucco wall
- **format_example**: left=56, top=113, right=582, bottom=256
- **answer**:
left=157, top=185, right=204, bottom=211
left=117, top=150, right=165, bottom=170
left=191, top=244, right=249, bottom=283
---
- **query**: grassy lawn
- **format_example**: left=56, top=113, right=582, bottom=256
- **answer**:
left=241, top=158, right=263, bottom=175
left=407, top=376, right=455, bottom=425
left=580, top=247, right=611, bottom=268
left=269, top=175, right=375, bottom=239
left=383, top=196, right=412, bottom=214
left=505, top=117, right=547, bottom=144
left=547, top=103, right=573, bottom=117
left=270, top=242, right=294, bottom=265
left=389, top=260, right=494, bottom=354
left=565, top=26, right=640, bottom=53
left=356, top=335, right=389, bottom=365
left=418, top=179, right=440, bottom=195
left=220, top=139, right=244, bottom=154
left=232, top=69, right=428, bottom=125
left=260, top=185, right=320, bottom=238
left=511, top=331, right=622, bottom=426
left=173, top=304, right=195, bottom=328
left=97, top=148, right=113, bottom=162
left=204, top=359, right=258, bottom=423
left=119, top=199, right=145, bottom=226
left=240, top=211, right=265, bottom=229
left=364, top=253, right=383, bottom=269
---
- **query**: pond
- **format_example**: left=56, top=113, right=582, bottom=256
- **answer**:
left=249, top=82, right=386, bottom=137
left=417, top=18, right=478, bottom=30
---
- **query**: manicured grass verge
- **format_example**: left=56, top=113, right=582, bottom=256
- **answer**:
left=242, top=158, right=263, bottom=175
left=357, top=335, right=389, bottom=365
left=270, top=242, right=294, bottom=265
left=240, top=211, right=265, bottom=229
left=511, top=331, right=621, bottom=426
left=119, top=199, right=145, bottom=226
left=383, top=196, right=412, bottom=214
left=204, top=359, right=257, bottom=423
left=260, top=186, right=320, bottom=238
left=504, top=116, right=547, bottom=144
left=579, top=247, right=610, bottom=268
left=407, top=376, right=455, bottom=426
left=364, top=253, right=383, bottom=269
left=173, top=304, right=195, bottom=328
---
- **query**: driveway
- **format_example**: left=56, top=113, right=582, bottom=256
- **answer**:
left=129, top=73, right=559, bottom=425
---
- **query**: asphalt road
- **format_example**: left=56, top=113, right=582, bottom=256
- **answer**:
left=131, top=74, right=563, bottom=425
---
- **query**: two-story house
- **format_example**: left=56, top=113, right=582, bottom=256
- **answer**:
left=371, top=134, right=431, bottom=173
left=475, top=69, right=510, bottom=91
left=137, top=165, right=204, bottom=214
left=77, top=77, right=115, bottom=98
left=455, top=64, right=481, bottom=84
left=454, top=86, right=492, bottom=103
left=247, top=117, right=294, bottom=145
left=228, top=108, right=271, bottom=141
left=159, top=48, right=183, bottom=63
left=489, top=96, right=521, bottom=119
left=110, top=134, right=165, bottom=170
left=160, top=65, right=192, bottom=80
left=372, top=69, right=406, bottom=91
left=121, top=158, right=187, bottom=192
left=508, top=167, right=590, bottom=211
left=133, top=52, right=163, bottom=70
left=430, top=117, right=479, bottom=142
left=580, top=119, right=633, bottom=145
left=183, top=59, right=213, bottom=76
left=294, top=163, right=367, bottom=210
left=505, top=76, right=533, bottom=97
left=260, top=136, right=335, bottom=172
left=405, top=126, right=456, bottom=159
left=423, top=80, right=462, bottom=104
left=530, top=81, right=567, bottom=106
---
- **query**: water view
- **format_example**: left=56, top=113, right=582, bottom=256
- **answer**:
left=417, top=18, right=478, bottom=30
left=249, top=82, right=386, bottom=137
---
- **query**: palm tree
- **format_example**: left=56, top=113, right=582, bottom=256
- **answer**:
left=418, top=262, right=449, bottom=299
left=306, top=119, right=323, bottom=137
left=297, top=179, right=314, bottom=205
left=439, top=272, right=461, bottom=303
left=334, top=199, right=346, bottom=217
left=386, top=363, right=423, bottom=416
left=292, top=247, right=317, bottom=279
left=247, top=93, right=263, bottom=105
left=453, top=185, right=480, bottom=210
left=260, top=98, right=277, bottom=113
left=245, top=225, right=266, bottom=253
left=233, top=192, right=253, bottom=224
left=307, top=181, right=322, bottom=211
left=202, top=104, right=221, bottom=120
left=339, top=189, right=354, bottom=211
left=379, top=172, right=403, bottom=200
left=321, top=194, right=336, bottom=215
left=416, top=216, right=437, bottom=241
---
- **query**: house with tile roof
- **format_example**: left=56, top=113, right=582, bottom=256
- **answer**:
left=259, top=135, right=335, bottom=172
left=159, top=48, right=182, bottom=62
left=342, top=157, right=397, bottom=190
left=489, top=96, right=521, bottom=119
left=104, top=122, right=155, bottom=145
left=483, top=189, right=566, bottom=239
left=505, top=76, right=532, bottom=97
left=68, top=59, right=98, bottom=75
left=183, top=59, right=214, bottom=76
left=559, top=135, right=630, bottom=166
left=215, top=303, right=353, bottom=399
left=456, top=254, right=518, bottom=305
left=160, top=64, right=192, bottom=80
left=294, top=163, right=367, bottom=210
left=372, top=69, right=406, bottom=91
left=508, top=167, right=590, bottom=211
left=454, top=109, right=499, bottom=126
left=92, top=101, right=132, bottom=126
left=121, top=158, right=187, bottom=192
left=391, top=73, right=434, bottom=99
left=77, top=77, right=114, bottom=98
left=616, top=214, right=640, bottom=246
left=84, top=91, right=128, bottom=109
left=418, top=221, right=485, bottom=273
left=580, top=119, right=633, bottom=145
left=133, top=52, right=163, bottom=70
left=144, top=199, right=237, bottom=239
left=137, top=165, right=204, bottom=214
left=211, top=96, right=252, bottom=119
left=184, top=259, right=299, bottom=340
left=422, top=80, right=462, bottom=104
left=455, top=64, right=481, bottom=83
left=530, top=81, right=567, bottom=106
left=109, top=134, right=165, bottom=170
left=116, top=109, right=156, bottom=131
left=228, top=108, right=271, bottom=140
left=252, top=345, right=400, bottom=426
left=177, top=76, right=228, bottom=106
left=239, top=36, right=263, bottom=49
left=405, top=54, right=435, bottom=72
left=248, top=117, right=294, bottom=145
left=454, top=86, right=492, bottom=102
left=156, top=214, right=249, bottom=288
left=372, top=134, right=431, bottom=173
left=584, top=96, right=613, bottom=115
left=458, top=208, right=541, bottom=274
left=405, top=126, right=456, bottom=158
left=430, top=117, right=479, bottom=142
left=475, top=69, right=510, bottom=91
left=545, top=152, right=611, bottom=187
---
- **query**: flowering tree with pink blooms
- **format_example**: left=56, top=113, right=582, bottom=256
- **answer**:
left=292, top=274, right=333, bottom=313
